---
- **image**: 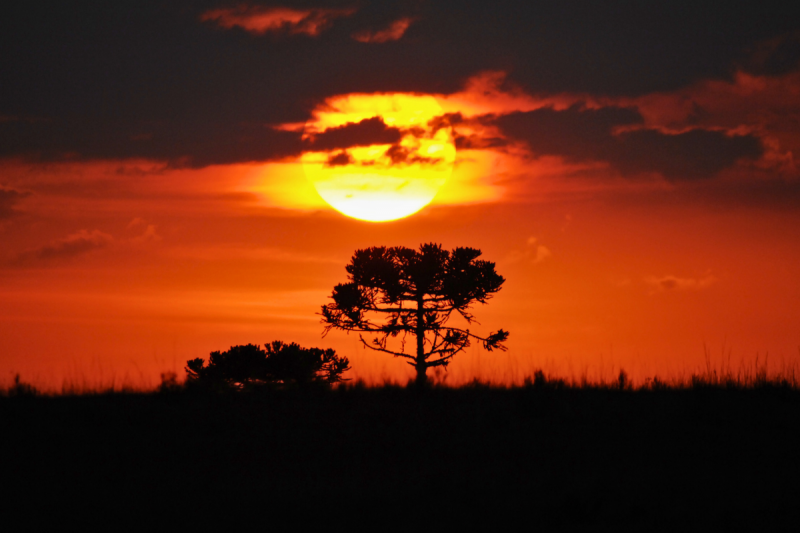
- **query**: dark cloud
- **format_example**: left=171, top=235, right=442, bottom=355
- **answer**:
left=428, top=113, right=464, bottom=134
left=16, top=230, right=113, bottom=264
left=3, top=1, right=798, bottom=119
left=383, top=144, right=440, bottom=166
left=496, top=105, right=643, bottom=161
left=0, top=118, right=305, bottom=168
left=0, top=187, right=28, bottom=219
left=0, top=1, right=796, bottom=167
left=0, top=114, right=405, bottom=168
left=306, top=117, right=402, bottom=152
left=496, top=104, right=642, bottom=160
left=410, top=1, right=800, bottom=96
left=428, top=113, right=506, bottom=150
left=496, top=105, right=763, bottom=180
left=325, top=151, right=354, bottom=167
left=613, top=128, right=763, bottom=180
left=454, top=134, right=507, bottom=151
left=741, top=32, right=800, bottom=77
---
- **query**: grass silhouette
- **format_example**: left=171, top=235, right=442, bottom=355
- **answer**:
left=3, top=358, right=799, bottom=530
left=5, top=350, right=798, bottom=396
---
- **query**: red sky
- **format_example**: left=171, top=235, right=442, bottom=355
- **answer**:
left=2, top=2, right=800, bottom=389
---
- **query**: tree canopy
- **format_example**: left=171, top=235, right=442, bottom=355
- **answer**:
left=185, top=341, right=350, bottom=389
left=321, top=243, right=508, bottom=386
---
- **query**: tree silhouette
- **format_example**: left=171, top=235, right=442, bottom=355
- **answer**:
left=185, top=341, right=350, bottom=389
left=321, top=243, right=508, bottom=386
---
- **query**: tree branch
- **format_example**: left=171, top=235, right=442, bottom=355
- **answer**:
left=358, top=335, right=414, bottom=360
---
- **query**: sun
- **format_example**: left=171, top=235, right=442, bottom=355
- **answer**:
left=302, top=93, right=456, bottom=222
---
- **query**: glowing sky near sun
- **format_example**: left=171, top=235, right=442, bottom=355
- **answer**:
left=2, top=1, right=800, bottom=389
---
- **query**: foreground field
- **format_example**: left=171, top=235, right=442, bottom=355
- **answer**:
left=3, top=382, right=799, bottom=531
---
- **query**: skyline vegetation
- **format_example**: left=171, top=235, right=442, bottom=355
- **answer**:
left=4, top=355, right=798, bottom=396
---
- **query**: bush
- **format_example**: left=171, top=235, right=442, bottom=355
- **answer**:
left=185, top=341, right=350, bottom=390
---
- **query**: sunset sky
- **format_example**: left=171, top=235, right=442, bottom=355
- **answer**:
left=2, top=1, right=800, bottom=388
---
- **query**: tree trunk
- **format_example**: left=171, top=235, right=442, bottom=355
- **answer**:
left=414, top=362, right=427, bottom=387
left=415, top=295, right=427, bottom=387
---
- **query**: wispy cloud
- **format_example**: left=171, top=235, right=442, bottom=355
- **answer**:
left=128, top=220, right=162, bottom=245
left=507, top=237, right=552, bottom=265
left=645, top=273, right=718, bottom=293
left=352, top=17, right=414, bottom=43
left=16, top=229, right=113, bottom=264
left=0, top=187, right=28, bottom=219
left=200, top=5, right=356, bottom=37
left=10, top=221, right=163, bottom=267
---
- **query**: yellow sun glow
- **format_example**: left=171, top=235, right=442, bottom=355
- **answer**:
left=302, top=93, right=456, bottom=222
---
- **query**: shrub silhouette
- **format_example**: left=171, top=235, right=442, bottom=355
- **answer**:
left=321, top=243, right=508, bottom=387
left=185, top=341, right=350, bottom=389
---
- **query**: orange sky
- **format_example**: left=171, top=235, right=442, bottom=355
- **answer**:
left=2, top=3, right=800, bottom=389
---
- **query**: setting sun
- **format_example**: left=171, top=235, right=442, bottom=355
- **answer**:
left=301, top=93, right=456, bottom=222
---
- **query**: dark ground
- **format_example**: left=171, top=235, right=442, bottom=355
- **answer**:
left=2, top=384, right=799, bottom=531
